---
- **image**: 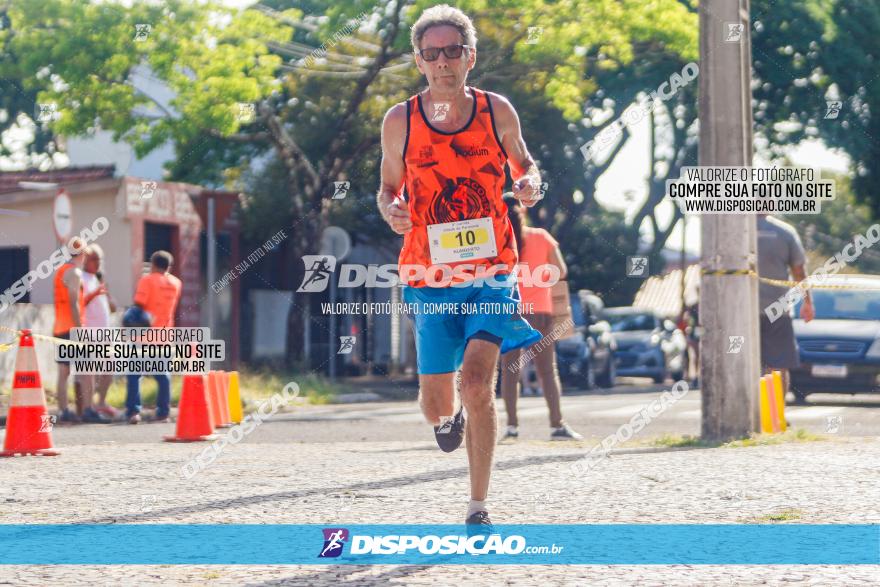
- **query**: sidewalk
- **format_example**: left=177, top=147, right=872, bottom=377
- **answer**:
left=1, top=436, right=878, bottom=584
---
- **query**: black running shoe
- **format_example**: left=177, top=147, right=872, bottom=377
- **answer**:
left=434, top=407, right=465, bottom=453
left=81, top=408, right=112, bottom=424
left=465, top=511, right=496, bottom=537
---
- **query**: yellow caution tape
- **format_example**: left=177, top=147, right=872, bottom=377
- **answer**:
left=0, top=325, right=90, bottom=347
left=29, top=332, right=90, bottom=346
left=701, top=269, right=755, bottom=276
left=700, top=268, right=880, bottom=290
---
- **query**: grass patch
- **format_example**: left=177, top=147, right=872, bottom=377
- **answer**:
left=753, top=508, right=805, bottom=523
left=648, top=428, right=825, bottom=449
left=235, top=367, right=345, bottom=406
left=650, top=434, right=714, bottom=448
left=103, top=376, right=181, bottom=411
left=722, top=428, right=825, bottom=447
left=38, top=368, right=347, bottom=412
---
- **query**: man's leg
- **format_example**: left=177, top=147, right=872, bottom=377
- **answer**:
left=418, top=372, right=456, bottom=426
left=532, top=338, right=564, bottom=429
left=155, top=373, right=171, bottom=418
left=96, top=374, right=112, bottom=406
left=529, top=314, right=564, bottom=429
left=56, top=363, right=70, bottom=413
left=499, top=348, right=523, bottom=428
left=460, top=339, right=500, bottom=503
left=126, top=374, right=142, bottom=419
left=77, top=374, right=94, bottom=412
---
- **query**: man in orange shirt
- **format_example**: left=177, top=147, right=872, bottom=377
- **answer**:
left=377, top=6, right=544, bottom=529
left=53, top=238, right=86, bottom=423
left=125, top=250, right=182, bottom=424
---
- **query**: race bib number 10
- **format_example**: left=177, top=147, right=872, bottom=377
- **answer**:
left=427, top=217, right=498, bottom=264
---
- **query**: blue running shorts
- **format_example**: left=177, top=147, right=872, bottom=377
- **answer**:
left=402, top=273, right=542, bottom=374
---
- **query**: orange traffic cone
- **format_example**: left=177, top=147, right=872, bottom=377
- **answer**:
left=205, top=370, right=221, bottom=429
left=164, top=374, right=216, bottom=442
left=1, top=330, right=59, bottom=457
left=215, top=371, right=231, bottom=427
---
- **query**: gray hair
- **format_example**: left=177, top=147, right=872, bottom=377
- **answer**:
left=411, top=4, right=477, bottom=53
left=84, top=243, right=104, bottom=259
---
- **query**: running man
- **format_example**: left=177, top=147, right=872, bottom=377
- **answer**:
left=377, top=4, right=544, bottom=528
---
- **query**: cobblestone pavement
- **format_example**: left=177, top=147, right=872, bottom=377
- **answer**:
left=1, top=436, right=878, bottom=585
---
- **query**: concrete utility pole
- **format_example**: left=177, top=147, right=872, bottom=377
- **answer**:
left=698, top=0, right=761, bottom=440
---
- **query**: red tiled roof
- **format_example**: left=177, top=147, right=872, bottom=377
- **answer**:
left=0, top=165, right=116, bottom=195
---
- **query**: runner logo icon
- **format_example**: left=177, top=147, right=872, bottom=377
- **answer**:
left=319, top=528, right=349, bottom=558
left=298, top=256, right=337, bottom=293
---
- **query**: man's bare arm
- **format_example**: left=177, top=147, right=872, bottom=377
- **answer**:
left=377, top=103, right=412, bottom=234
left=62, top=267, right=82, bottom=327
left=490, top=93, right=542, bottom=206
left=791, top=264, right=811, bottom=299
left=549, top=245, right=568, bottom=281
left=792, top=263, right=814, bottom=322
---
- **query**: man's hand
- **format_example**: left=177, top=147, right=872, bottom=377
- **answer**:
left=86, top=284, right=108, bottom=305
left=800, top=295, right=815, bottom=323
left=512, top=175, right=542, bottom=208
left=384, top=197, right=412, bottom=235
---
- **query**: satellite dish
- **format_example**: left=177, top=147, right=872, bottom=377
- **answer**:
left=320, top=226, right=351, bottom=261
left=53, top=188, right=73, bottom=242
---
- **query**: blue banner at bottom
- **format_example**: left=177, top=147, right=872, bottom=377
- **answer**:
left=0, top=525, right=877, bottom=565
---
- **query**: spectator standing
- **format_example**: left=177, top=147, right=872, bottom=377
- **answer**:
left=126, top=251, right=182, bottom=424
left=53, top=238, right=88, bottom=423
left=757, top=214, right=815, bottom=400
left=499, top=197, right=582, bottom=441
left=81, top=244, right=118, bottom=420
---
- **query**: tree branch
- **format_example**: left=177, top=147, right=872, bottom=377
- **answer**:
left=206, top=128, right=270, bottom=143
left=261, top=102, right=320, bottom=189
left=319, top=0, right=407, bottom=178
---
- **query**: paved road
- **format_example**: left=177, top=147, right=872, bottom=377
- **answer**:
left=41, top=380, right=880, bottom=446
left=1, top=435, right=878, bottom=585
left=3, top=378, right=879, bottom=585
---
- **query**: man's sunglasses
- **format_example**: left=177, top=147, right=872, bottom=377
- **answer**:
left=417, top=44, right=472, bottom=62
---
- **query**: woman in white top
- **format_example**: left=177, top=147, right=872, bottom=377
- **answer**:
left=82, top=244, right=118, bottom=419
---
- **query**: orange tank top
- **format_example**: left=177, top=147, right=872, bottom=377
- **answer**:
left=53, top=263, right=84, bottom=335
left=399, top=86, right=517, bottom=287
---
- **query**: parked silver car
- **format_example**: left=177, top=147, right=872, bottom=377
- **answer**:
left=791, top=274, right=880, bottom=402
left=605, top=307, right=688, bottom=383
left=555, top=290, right=617, bottom=389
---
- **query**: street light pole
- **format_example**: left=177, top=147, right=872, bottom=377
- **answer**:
left=698, top=0, right=761, bottom=440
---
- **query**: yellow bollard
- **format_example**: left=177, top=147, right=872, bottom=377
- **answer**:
left=765, top=375, right=781, bottom=432
left=772, top=370, right=786, bottom=432
left=227, top=371, right=243, bottom=424
left=759, top=376, right=774, bottom=433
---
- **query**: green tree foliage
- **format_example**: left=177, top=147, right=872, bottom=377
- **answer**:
left=752, top=0, right=880, bottom=216
left=782, top=173, right=880, bottom=275
left=4, top=0, right=878, bottom=328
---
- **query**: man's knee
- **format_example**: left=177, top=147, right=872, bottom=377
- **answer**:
left=418, top=380, right=454, bottom=424
left=459, top=369, right=494, bottom=409
left=419, top=394, right=442, bottom=425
